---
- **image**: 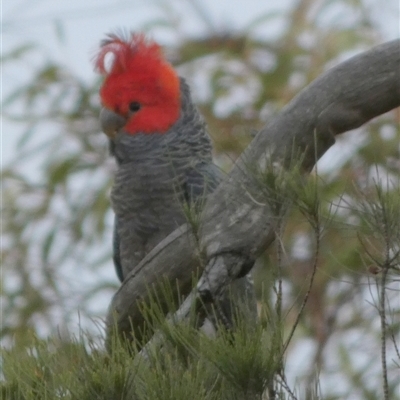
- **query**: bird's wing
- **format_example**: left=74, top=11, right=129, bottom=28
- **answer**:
left=184, top=162, right=224, bottom=203
left=112, top=216, right=124, bottom=282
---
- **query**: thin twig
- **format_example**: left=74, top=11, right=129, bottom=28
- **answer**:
left=275, top=226, right=284, bottom=323
left=268, top=225, right=285, bottom=400
left=284, top=234, right=319, bottom=351
left=283, top=137, right=321, bottom=354
left=278, top=371, right=298, bottom=400
left=379, top=266, right=390, bottom=400
left=391, top=330, right=400, bottom=363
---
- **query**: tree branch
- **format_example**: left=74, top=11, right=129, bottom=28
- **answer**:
left=106, top=39, right=400, bottom=345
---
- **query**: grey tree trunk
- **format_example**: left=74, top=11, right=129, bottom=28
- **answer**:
left=106, top=39, right=400, bottom=348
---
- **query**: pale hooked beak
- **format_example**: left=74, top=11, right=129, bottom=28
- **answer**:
left=100, top=107, right=126, bottom=138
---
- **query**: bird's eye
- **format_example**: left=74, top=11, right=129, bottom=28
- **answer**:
left=129, top=102, right=141, bottom=112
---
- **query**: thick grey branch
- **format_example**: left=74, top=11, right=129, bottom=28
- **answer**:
left=106, top=39, right=400, bottom=344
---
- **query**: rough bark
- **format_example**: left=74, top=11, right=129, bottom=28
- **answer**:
left=106, top=39, right=400, bottom=345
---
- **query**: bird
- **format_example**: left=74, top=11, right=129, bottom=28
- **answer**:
left=94, top=32, right=257, bottom=339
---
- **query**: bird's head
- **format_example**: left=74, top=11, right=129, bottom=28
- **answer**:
left=94, top=32, right=181, bottom=137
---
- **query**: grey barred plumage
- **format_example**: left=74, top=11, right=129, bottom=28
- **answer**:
left=111, top=78, right=221, bottom=280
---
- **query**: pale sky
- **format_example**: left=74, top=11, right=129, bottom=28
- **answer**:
left=2, top=0, right=399, bottom=167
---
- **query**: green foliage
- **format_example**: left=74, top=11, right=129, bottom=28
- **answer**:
left=2, top=334, right=136, bottom=400
left=0, top=315, right=295, bottom=400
